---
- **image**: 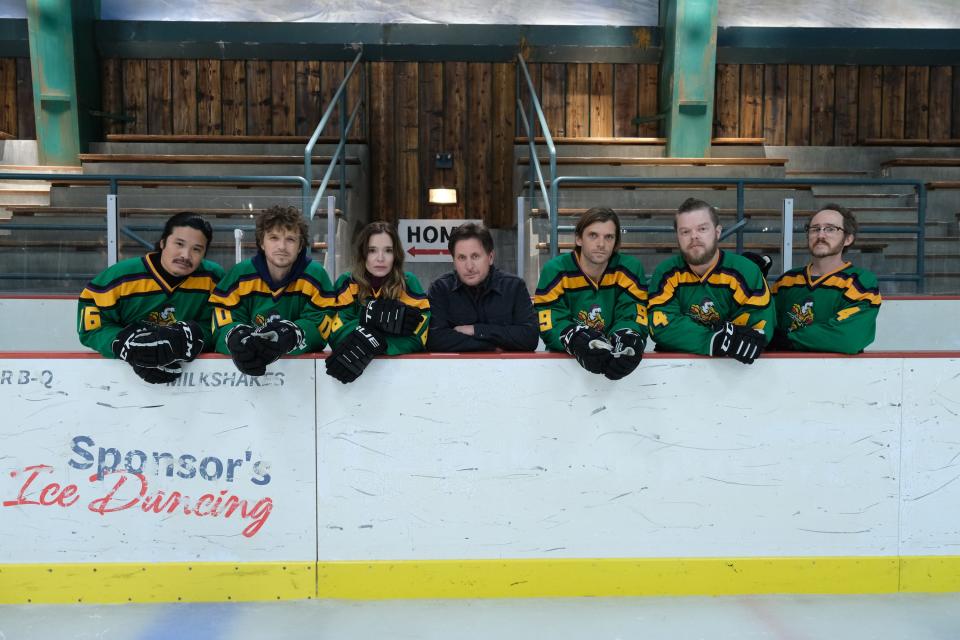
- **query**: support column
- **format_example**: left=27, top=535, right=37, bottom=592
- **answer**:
left=660, top=0, right=718, bottom=158
left=26, top=0, right=100, bottom=166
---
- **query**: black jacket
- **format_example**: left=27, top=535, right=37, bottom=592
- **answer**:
left=427, top=267, right=539, bottom=352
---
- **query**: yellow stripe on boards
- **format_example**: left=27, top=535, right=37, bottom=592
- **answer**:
left=0, top=562, right=314, bottom=604
left=3, top=556, right=959, bottom=603
left=317, top=557, right=901, bottom=600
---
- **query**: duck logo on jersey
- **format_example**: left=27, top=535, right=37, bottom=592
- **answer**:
left=788, top=300, right=815, bottom=331
left=689, top=299, right=721, bottom=326
left=577, top=305, right=605, bottom=331
left=146, top=306, right=177, bottom=326
left=254, top=312, right=283, bottom=327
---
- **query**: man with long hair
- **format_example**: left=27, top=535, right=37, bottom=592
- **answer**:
left=325, top=221, right=430, bottom=383
left=647, top=197, right=774, bottom=364
left=210, top=205, right=337, bottom=376
left=77, top=211, right=225, bottom=383
left=534, top=207, right=648, bottom=380
left=771, top=204, right=881, bottom=353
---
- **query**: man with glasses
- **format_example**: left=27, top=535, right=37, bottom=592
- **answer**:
left=771, top=204, right=881, bottom=354
left=647, top=197, right=774, bottom=364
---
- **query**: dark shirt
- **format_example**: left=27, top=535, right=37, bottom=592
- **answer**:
left=427, top=267, right=539, bottom=352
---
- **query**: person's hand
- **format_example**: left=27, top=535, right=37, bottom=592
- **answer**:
left=710, top=322, right=765, bottom=364
left=454, top=325, right=475, bottom=336
left=560, top=325, right=614, bottom=374
left=603, top=328, right=644, bottom=380
left=325, top=326, right=388, bottom=384
left=362, top=299, right=423, bottom=336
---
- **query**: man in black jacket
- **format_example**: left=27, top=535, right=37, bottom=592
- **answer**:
left=427, top=223, right=539, bottom=352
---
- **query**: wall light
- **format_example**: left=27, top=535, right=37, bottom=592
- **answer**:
left=428, top=188, right=457, bottom=205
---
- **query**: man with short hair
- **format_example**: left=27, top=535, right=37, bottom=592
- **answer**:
left=77, top=211, right=225, bottom=383
left=647, top=197, right=774, bottom=364
left=210, top=205, right=337, bottom=376
left=534, top=207, right=647, bottom=379
left=771, top=204, right=881, bottom=353
left=427, top=222, right=538, bottom=352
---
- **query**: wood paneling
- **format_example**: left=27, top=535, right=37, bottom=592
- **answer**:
left=491, top=63, right=516, bottom=228
left=466, top=62, right=492, bottom=223
left=419, top=62, right=444, bottom=219
left=221, top=60, right=245, bottom=136
left=565, top=63, right=589, bottom=137
left=881, top=65, right=906, bottom=139
left=122, top=59, right=147, bottom=134
left=834, top=65, right=859, bottom=146
left=172, top=59, right=197, bottom=135
left=953, top=65, right=960, bottom=139
left=320, top=61, right=344, bottom=137
left=540, top=63, right=566, bottom=137
left=147, top=60, right=172, bottom=135
left=271, top=61, right=295, bottom=136
left=904, top=65, right=930, bottom=139
left=197, top=60, right=222, bottom=135
left=928, top=66, right=952, bottom=140
left=739, top=64, right=763, bottom=139
left=810, top=65, right=835, bottom=145
left=295, top=61, right=321, bottom=136
left=637, top=64, right=659, bottom=137
left=786, top=65, right=811, bottom=145
left=396, top=62, right=419, bottom=219
left=613, top=63, right=638, bottom=137
left=444, top=61, right=468, bottom=220
left=714, top=63, right=739, bottom=138
left=245, top=60, right=270, bottom=136
left=0, top=58, right=15, bottom=137
left=368, top=61, right=395, bottom=222
left=16, top=58, right=35, bottom=139
left=858, top=65, right=883, bottom=141
left=589, top=63, right=613, bottom=137
left=763, top=64, right=787, bottom=145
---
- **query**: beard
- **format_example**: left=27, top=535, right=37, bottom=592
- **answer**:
left=681, top=240, right=717, bottom=267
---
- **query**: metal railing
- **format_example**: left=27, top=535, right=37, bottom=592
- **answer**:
left=0, top=172, right=314, bottom=282
left=304, top=49, right=365, bottom=272
left=516, top=54, right=557, bottom=247
left=530, top=176, right=927, bottom=292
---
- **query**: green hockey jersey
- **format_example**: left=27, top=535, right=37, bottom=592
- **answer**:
left=647, top=250, right=774, bottom=355
left=78, top=254, right=225, bottom=357
left=533, top=251, right=648, bottom=352
left=328, top=272, right=430, bottom=355
left=209, top=251, right=337, bottom=354
left=771, top=262, right=881, bottom=354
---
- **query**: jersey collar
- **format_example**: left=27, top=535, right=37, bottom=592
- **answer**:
left=688, top=250, right=722, bottom=283
left=143, top=252, right=187, bottom=294
left=805, top=261, right=851, bottom=287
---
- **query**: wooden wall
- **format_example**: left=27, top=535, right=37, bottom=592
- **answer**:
left=100, top=58, right=364, bottom=138
left=0, top=58, right=35, bottom=139
left=714, top=63, right=960, bottom=144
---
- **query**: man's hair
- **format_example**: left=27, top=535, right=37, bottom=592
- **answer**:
left=675, top=197, right=720, bottom=229
left=255, top=205, right=309, bottom=252
left=155, top=211, right=213, bottom=253
left=350, top=221, right=407, bottom=301
left=815, top=203, right=858, bottom=245
left=448, top=222, right=494, bottom=255
left=575, top=206, right=622, bottom=252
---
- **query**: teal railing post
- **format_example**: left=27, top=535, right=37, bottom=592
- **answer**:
left=516, top=54, right=557, bottom=256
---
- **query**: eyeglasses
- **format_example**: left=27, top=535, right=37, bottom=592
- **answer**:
left=806, top=224, right=845, bottom=236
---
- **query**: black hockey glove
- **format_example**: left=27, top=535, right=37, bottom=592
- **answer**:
left=248, top=318, right=306, bottom=361
left=741, top=252, right=773, bottom=279
left=560, top=325, right=614, bottom=374
left=131, top=361, right=182, bottom=384
left=325, top=326, right=387, bottom=384
left=112, top=321, right=203, bottom=367
left=361, top=298, right=423, bottom=336
left=767, top=328, right=793, bottom=351
left=226, top=324, right=270, bottom=377
left=603, top=328, right=644, bottom=380
left=710, top=322, right=765, bottom=364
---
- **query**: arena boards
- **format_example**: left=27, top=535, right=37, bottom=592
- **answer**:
left=0, top=353, right=958, bottom=603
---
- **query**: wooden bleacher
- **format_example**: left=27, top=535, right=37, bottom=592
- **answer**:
left=1, top=205, right=342, bottom=218
left=104, top=134, right=363, bottom=144
left=514, top=136, right=765, bottom=146
left=881, top=158, right=960, bottom=169
left=518, top=157, right=786, bottom=167
left=542, top=241, right=888, bottom=253
left=79, top=154, right=360, bottom=165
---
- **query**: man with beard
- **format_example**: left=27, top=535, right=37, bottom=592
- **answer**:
left=647, top=197, right=774, bottom=364
left=210, top=205, right=338, bottom=376
left=77, top=211, right=224, bottom=384
left=770, top=204, right=881, bottom=353
left=534, top=207, right=648, bottom=379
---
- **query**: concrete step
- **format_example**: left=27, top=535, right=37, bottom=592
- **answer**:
left=92, top=141, right=362, bottom=156
left=80, top=161, right=362, bottom=178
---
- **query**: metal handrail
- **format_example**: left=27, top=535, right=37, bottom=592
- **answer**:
left=516, top=54, right=557, bottom=249
left=304, top=49, right=364, bottom=224
left=543, top=176, right=927, bottom=292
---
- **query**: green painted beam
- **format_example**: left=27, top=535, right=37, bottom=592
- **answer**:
left=661, top=0, right=718, bottom=158
left=26, top=0, right=100, bottom=166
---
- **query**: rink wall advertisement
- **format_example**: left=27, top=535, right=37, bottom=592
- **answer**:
left=0, top=353, right=958, bottom=601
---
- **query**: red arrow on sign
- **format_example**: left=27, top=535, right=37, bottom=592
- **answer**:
left=407, top=247, right=449, bottom=257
